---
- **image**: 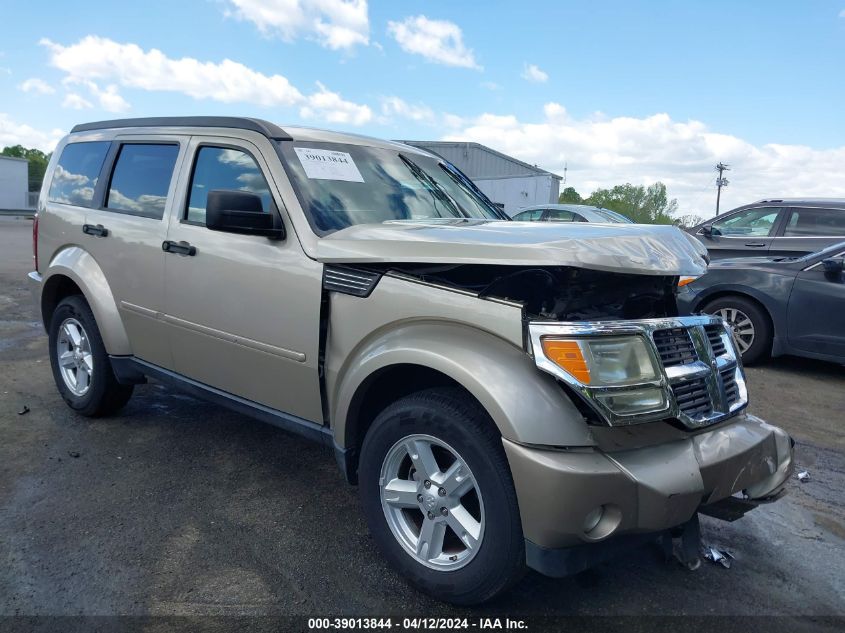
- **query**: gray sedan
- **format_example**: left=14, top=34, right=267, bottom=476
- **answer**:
left=512, top=204, right=633, bottom=223
left=677, top=242, right=845, bottom=364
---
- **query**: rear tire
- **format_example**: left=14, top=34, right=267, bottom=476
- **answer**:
left=48, top=295, right=134, bottom=416
left=358, top=388, right=525, bottom=605
left=701, top=295, right=772, bottom=364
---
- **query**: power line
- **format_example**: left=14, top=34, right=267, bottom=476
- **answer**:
left=715, top=162, right=730, bottom=216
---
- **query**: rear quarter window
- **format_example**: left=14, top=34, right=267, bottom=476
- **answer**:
left=48, top=141, right=111, bottom=208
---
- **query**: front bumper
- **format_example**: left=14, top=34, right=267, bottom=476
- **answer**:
left=504, top=412, right=793, bottom=573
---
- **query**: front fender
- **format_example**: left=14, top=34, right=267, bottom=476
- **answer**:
left=42, top=246, right=131, bottom=355
left=332, top=321, right=595, bottom=450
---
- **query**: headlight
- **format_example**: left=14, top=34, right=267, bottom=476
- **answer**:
left=541, top=336, right=659, bottom=386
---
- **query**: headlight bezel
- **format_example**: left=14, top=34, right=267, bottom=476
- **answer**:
left=529, top=315, right=746, bottom=428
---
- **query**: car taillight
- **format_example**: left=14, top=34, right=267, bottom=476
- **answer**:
left=32, top=214, right=39, bottom=271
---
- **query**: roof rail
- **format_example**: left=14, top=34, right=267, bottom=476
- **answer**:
left=70, top=116, right=292, bottom=140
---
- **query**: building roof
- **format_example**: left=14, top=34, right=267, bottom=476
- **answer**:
left=0, top=154, right=28, bottom=163
left=398, top=140, right=561, bottom=181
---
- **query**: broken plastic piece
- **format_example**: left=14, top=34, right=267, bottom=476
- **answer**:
left=797, top=471, right=810, bottom=482
left=703, top=546, right=734, bottom=569
left=18, top=405, right=30, bottom=415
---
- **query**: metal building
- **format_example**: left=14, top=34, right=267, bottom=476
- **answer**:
left=0, top=155, right=29, bottom=210
left=399, top=140, right=561, bottom=216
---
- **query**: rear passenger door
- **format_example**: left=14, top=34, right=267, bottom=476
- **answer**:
left=160, top=136, right=324, bottom=423
left=769, top=207, right=845, bottom=257
left=82, top=136, right=186, bottom=368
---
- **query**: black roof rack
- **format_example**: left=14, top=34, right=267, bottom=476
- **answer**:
left=70, top=116, right=292, bottom=140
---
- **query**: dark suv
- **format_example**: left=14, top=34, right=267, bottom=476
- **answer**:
left=690, top=199, right=845, bottom=259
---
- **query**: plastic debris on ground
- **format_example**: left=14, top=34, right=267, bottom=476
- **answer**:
left=703, top=546, right=735, bottom=569
left=18, top=405, right=30, bottom=415
left=797, top=471, right=810, bottom=482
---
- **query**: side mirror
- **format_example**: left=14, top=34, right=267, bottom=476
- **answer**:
left=701, top=224, right=713, bottom=237
left=822, top=257, right=844, bottom=277
left=206, top=190, right=284, bottom=239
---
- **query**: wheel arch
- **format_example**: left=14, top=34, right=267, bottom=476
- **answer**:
left=40, top=246, right=131, bottom=355
left=696, top=289, right=778, bottom=355
left=331, top=322, right=594, bottom=483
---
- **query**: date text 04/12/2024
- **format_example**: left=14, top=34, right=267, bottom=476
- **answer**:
left=307, top=618, right=528, bottom=630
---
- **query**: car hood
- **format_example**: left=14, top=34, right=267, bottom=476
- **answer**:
left=314, top=219, right=709, bottom=276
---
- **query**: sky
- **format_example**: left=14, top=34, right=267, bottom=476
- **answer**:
left=2, top=0, right=845, bottom=218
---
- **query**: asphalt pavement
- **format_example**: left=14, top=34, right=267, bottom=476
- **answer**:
left=1, top=217, right=843, bottom=625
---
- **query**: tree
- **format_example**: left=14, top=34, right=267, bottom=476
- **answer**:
left=584, top=182, right=678, bottom=224
left=558, top=186, right=583, bottom=204
left=672, top=214, right=705, bottom=229
left=1, top=145, right=51, bottom=192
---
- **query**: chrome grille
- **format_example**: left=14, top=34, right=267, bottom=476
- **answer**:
left=323, top=266, right=381, bottom=297
left=653, top=327, right=696, bottom=367
left=705, top=324, right=727, bottom=357
left=671, top=376, right=712, bottom=418
left=721, top=367, right=740, bottom=407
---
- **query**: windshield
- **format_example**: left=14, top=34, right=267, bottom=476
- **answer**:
left=278, top=141, right=507, bottom=235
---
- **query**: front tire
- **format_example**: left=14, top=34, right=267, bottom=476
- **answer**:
left=358, top=388, right=525, bottom=605
left=701, top=295, right=772, bottom=364
left=48, top=295, right=134, bottom=416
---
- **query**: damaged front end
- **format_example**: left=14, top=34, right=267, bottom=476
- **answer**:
left=325, top=255, right=793, bottom=577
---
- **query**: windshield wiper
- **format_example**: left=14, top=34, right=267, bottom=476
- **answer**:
left=399, top=154, right=466, bottom=218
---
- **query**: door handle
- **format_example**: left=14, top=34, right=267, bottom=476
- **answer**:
left=82, top=223, right=109, bottom=237
left=744, top=242, right=767, bottom=247
left=162, top=240, right=197, bottom=256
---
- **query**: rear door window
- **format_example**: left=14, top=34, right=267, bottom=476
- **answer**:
left=546, top=209, right=577, bottom=222
left=784, top=208, right=845, bottom=237
left=105, top=144, right=179, bottom=219
left=185, top=146, right=273, bottom=225
left=48, top=141, right=110, bottom=208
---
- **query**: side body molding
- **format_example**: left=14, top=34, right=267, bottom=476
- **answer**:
left=42, top=246, right=131, bottom=355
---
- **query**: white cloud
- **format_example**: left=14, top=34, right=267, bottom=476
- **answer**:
left=224, top=0, right=369, bottom=50
left=62, top=77, right=130, bottom=112
left=521, top=63, right=548, bottom=83
left=0, top=113, right=64, bottom=151
left=19, top=78, right=55, bottom=95
left=387, top=15, right=480, bottom=69
left=381, top=96, right=435, bottom=124
left=300, top=82, right=372, bottom=125
left=41, top=36, right=371, bottom=125
left=444, top=103, right=845, bottom=218
left=62, top=93, right=93, bottom=110
left=41, top=36, right=304, bottom=107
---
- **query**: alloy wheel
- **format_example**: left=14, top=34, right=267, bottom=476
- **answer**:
left=379, top=433, right=484, bottom=571
left=56, top=317, right=94, bottom=396
left=715, top=307, right=755, bottom=355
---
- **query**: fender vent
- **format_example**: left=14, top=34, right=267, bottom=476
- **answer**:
left=323, top=266, right=381, bottom=297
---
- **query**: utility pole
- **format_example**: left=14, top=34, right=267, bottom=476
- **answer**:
left=715, top=162, right=730, bottom=216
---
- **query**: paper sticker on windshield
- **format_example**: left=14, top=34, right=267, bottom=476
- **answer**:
left=294, top=148, right=364, bottom=182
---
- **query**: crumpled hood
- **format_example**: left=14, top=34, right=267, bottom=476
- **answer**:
left=314, top=219, right=709, bottom=276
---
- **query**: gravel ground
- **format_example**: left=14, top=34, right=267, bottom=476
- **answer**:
left=0, top=216, right=843, bottom=626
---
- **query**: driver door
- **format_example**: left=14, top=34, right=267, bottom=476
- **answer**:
left=702, top=206, right=786, bottom=259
